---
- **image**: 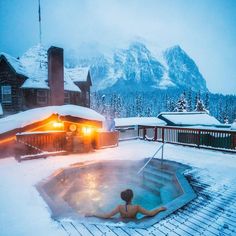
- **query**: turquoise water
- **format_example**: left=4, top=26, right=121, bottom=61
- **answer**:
left=61, top=164, right=170, bottom=219
left=38, top=160, right=195, bottom=227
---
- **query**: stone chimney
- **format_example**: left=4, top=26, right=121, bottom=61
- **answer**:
left=48, top=46, right=64, bottom=105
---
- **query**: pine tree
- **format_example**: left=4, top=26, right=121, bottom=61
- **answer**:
left=101, top=94, right=106, bottom=115
left=195, top=99, right=206, bottom=112
left=224, top=116, right=229, bottom=124
left=204, top=92, right=210, bottom=110
left=174, top=93, right=188, bottom=112
left=187, top=89, right=193, bottom=111
left=135, top=94, right=143, bottom=116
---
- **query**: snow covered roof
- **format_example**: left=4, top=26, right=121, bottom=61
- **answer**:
left=19, top=45, right=49, bottom=89
left=0, top=105, right=105, bottom=135
left=158, top=112, right=221, bottom=126
left=64, top=72, right=81, bottom=92
left=1, top=45, right=88, bottom=92
left=231, top=121, right=236, bottom=130
left=0, top=52, right=27, bottom=76
left=115, top=117, right=166, bottom=127
left=65, top=67, right=90, bottom=82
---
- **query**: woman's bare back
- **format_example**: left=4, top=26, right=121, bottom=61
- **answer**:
left=118, top=204, right=139, bottom=218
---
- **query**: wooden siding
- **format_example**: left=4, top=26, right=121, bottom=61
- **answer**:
left=75, top=81, right=91, bottom=107
left=0, top=55, right=91, bottom=115
left=0, top=58, right=26, bottom=113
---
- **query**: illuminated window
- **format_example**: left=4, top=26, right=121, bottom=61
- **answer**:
left=1, top=85, right=12, bottom=103
left=37, top=90, right=47, bottom=104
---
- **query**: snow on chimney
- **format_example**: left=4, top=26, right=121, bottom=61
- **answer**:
left=48, top=46, right=64, bottom=105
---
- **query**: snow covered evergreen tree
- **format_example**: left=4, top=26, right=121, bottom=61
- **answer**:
left=187, top=89, right=193, bottom=111
left=204, top=92, right=210, bottom=110
left=174, top=93, right=188, bottom=112
left=135, top=94, right=143, bottom=117
left=195, top=99, right=207, bottom=112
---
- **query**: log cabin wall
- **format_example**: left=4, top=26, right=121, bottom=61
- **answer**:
left=75, top=79, right=91, bottom=107
left=0, top=48, right=92, bottom=116
left=22, top=89, right=50, bottom=109
left=0, top=58, right=26, bottom=114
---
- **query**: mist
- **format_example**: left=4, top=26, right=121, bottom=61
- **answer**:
left=0, top=0, right=236, bottom=94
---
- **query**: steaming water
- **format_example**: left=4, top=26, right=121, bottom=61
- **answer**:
left=38, top=160, right=191, bottom=224
left=58, top=162, right=165, bottom=219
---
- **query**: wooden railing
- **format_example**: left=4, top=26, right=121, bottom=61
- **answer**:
left=94, top=131, right=119, bottom=149
left=137, top=126, right=236, bottom=152
left=15, top=131, right=67, bottom=156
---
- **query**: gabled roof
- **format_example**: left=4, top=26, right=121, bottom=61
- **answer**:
left=64, top=72, right=81, bottom=92
left=0, top=46, right=90, bottom=92
left=115, top=117, right=166, bottom=127
left=158, top=112, right=221, bottom=126
left=65, top=67, right=91, bottom=83
left=0, top=105, right=105, bottom=135
left=0, top=52, right=27, bottom=76
left=231, top=121, right=236, bottom=130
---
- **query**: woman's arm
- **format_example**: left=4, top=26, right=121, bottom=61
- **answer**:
left=86, top=206, right=120, bottom=219
left=138, top=206, right=166, bottom=217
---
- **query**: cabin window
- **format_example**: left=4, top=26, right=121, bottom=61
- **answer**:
left=1, top=85, right=12, bottom=103
left=64, top=91, right=70, bottom=104
left=37, top=90, right=47, bottom=105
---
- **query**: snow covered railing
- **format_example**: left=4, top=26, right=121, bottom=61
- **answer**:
left=137, top=142, right=164, bottom=175
left=15, top=131, right=67, bottom=161
left=138, top=125, right=236, bottom=153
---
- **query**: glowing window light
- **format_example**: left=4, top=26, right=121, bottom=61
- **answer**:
left=52, top=121, right=64, bottom=129
left=82, top=126, right=92, bottom=135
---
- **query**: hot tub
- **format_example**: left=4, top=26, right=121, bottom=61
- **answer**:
left=37, top=159, right=196, bottom=228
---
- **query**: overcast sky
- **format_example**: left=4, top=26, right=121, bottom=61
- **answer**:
left=0, top=0, right=235, bottom=94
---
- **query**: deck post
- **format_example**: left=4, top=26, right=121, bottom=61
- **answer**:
left=143, top=127, right=146, bottom=140
left=162, top=127, right=165, bottom=143
left=154, top=127, right=157, bottom=141
left=197, top=130, right=201, bottom=148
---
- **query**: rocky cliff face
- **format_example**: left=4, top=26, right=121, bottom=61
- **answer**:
left=66, top=42, right=208, bottom=93
left=164, top=45, right=207, bottom=92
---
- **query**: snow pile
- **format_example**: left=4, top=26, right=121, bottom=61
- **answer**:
left=159, top=112, right=221, bottom=126
left=115, top=117, right=166, bottom=127
left=0, top=105, right=105, bottom=134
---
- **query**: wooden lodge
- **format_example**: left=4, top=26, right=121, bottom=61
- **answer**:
left=0, top=105, right=119, bottom=160
left=0, top=46, right=91, bottom=116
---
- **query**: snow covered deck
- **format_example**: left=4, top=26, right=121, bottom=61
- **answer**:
left=0, top=140, right=236, bottom=236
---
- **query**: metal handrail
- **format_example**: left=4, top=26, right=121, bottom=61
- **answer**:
left=137, top=142, right=165, bottom=175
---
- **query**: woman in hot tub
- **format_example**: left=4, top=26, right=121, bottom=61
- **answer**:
left=86, top=189, right=166, bottom=219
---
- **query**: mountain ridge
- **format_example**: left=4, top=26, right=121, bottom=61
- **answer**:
left=65, top=41, right=208, bottom=93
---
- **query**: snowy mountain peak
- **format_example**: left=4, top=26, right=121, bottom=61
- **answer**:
left=65, top=41, right=208, bottom=92
left=166, top=44, right=183, bottom=52
left=129, top=41, right=150, bottom=53
left=164, top=45, right=208, bottom=92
